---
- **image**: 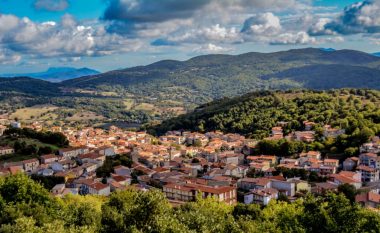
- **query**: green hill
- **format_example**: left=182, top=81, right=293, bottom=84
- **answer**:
left=63, top=48, right=380, bottom=105
left=149, top=89, right=380, bottom=140
left=0, top=77, right=62, bottom=96
left=2, top=48, right=380, bottom=123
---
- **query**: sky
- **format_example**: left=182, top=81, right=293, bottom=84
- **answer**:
left=0, top=0, right=380, bottom=73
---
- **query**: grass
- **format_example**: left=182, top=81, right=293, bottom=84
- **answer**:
left=123, top=99, right=135, bottom=110
left=0, top=137, right=60, bottom=163
left=10, top=105, right=58, bottom=121
left=66, top=111, right=104, bottom=121
left=100, top=91, right=119, bottom=97
left=134, top=103, right=156, bottom=111
left=0, top=137, right=60, bottom=150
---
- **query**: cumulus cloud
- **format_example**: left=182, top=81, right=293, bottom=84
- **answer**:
left=102, top=0, right=307, bottom=35
left=241, top=13, right=281, bottom=35
left=308, top=18, right=335, bottom=35
left=150, top=11, right=322, bottom=47
left=103, top=0, right=212, bottom=23
left=239, top=13, right=321, bottom=45
left=34, top=0, right=69, bottom=12
left=314, top=0, right=380, bottom=35
left=152, top=24, right=240, bottom=46
left=0, top=13, right=142, bottom=61
left=192, top=43, right=232, bottom=54
left=270, top=31, right=317, bottom=45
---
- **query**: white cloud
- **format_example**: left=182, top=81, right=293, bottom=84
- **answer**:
left=313, top=0, right=380, bottom=35
left=0, top=48, right=21, bottom=65
left=0, top=13, right=142, bottom=60
left=308, top=18, right=335, bottom=35
left=270, top=31, right=316, bottom=45
left=163, top=24, right=241, bottom=44
left=192, top=43, right=232, bottom=53
left=241, top=13, right=282, bottom=35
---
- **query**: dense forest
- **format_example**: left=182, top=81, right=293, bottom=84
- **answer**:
left=0, top=174, right=379, bottom=233
left=149, top=89, right=380, bottom=156
left=63, top=48, right=380, bottom=104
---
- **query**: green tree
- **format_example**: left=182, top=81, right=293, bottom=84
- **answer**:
left=337, top=184, right=357, bottom=203
left=101, top=189, right=186, bottom=233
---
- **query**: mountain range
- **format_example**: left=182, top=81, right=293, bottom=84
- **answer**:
left=1, top=67, right=99, bottom=82
left=1, top=48, right=380, bottom=107
left=61, top=48, right=380, bottom=103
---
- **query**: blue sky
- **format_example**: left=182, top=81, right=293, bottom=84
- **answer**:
left=0, top=0, right=379, bottom=73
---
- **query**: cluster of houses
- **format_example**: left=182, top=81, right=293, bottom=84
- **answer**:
left=0, top=120, right=379, bottom=209
left=264, top=121, right=345, bottom=142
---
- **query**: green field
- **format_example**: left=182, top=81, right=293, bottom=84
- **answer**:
left=10, top=105, right=58, bottom=121
left=134, top=103, right=156, bottom=112
left=123, top=99, right=135, bottom=110
left=0, top=137, right=60, bottom=163
left=66, top=111, right=105, bottom=121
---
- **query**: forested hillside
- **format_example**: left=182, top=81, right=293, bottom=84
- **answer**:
left=150, top=89, right=380, bottom=141
left=0, top=77, right=62, bottom=96
left=2, top=49, right=380, bottom=123
left=63, top=48, right=380, bottom=105
left=0, top=174, right=379, bottom=233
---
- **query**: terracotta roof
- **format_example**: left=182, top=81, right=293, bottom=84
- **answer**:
left=182, top=183, right=235, bottom=194
left=89, top=182, right=109, bottom=191
left=357, top=165, right=377, bottom=172
left=330, top=174, right=358, bottom=184
left=316, top=182, right=338, bottom=189
left=40, top=154, right=56, bottom=160
left=111, top=174, right=130, bottom=182
left=347, top=157, right=359, bottom=161
left=324, top=159, right=339, bottom=163
left=339, top=171, right=357, bottom=178
left=251, top=188, right=278, bottom=196
left=153, top=167, right=170, bottom=173
left=22, top=158, right=39, bottom=164
left=240, top=177, right=271, bottom=186
left=9, top=166, right=22, bottom=175
left=78, top=152, right=103, bottom=160
left=266, top=175, right=286, bottom=181
left=368, top=192, right=380, bottom=203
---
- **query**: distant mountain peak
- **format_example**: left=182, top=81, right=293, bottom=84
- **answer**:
left=319, top=48, right=336, bottom=52
left=1, top=67, right=100, bottom=82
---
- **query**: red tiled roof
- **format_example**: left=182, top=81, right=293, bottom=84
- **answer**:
left=357, top=165, right=377, bottom=172
left=22, top=158, right=39, bottom=164
left=40, top=154, right=56, bottom=160
left=89, top=182, right=109, bottom=191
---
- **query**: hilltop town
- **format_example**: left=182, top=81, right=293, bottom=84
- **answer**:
left=1, top=117, right=379, bottom=209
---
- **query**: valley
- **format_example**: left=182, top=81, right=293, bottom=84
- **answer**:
left=1, top=48, right=380, bottom=127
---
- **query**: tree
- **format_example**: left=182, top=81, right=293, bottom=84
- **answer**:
left=277, top=193, right=290, bottom=203
left=246, top=168, right=264, bottom=178
left=337, top=184, right=357, bottom=203
left=176, top=195, right=239, bottom=233
left=101, top=189, right=186, bottom=233
left=344, top=147, right=358, bottom=157
left=233, top=203, right=261, bottom=220
left=0, top=174, right=62, bottom=227
left=63, top=195, right=102, bottom=231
